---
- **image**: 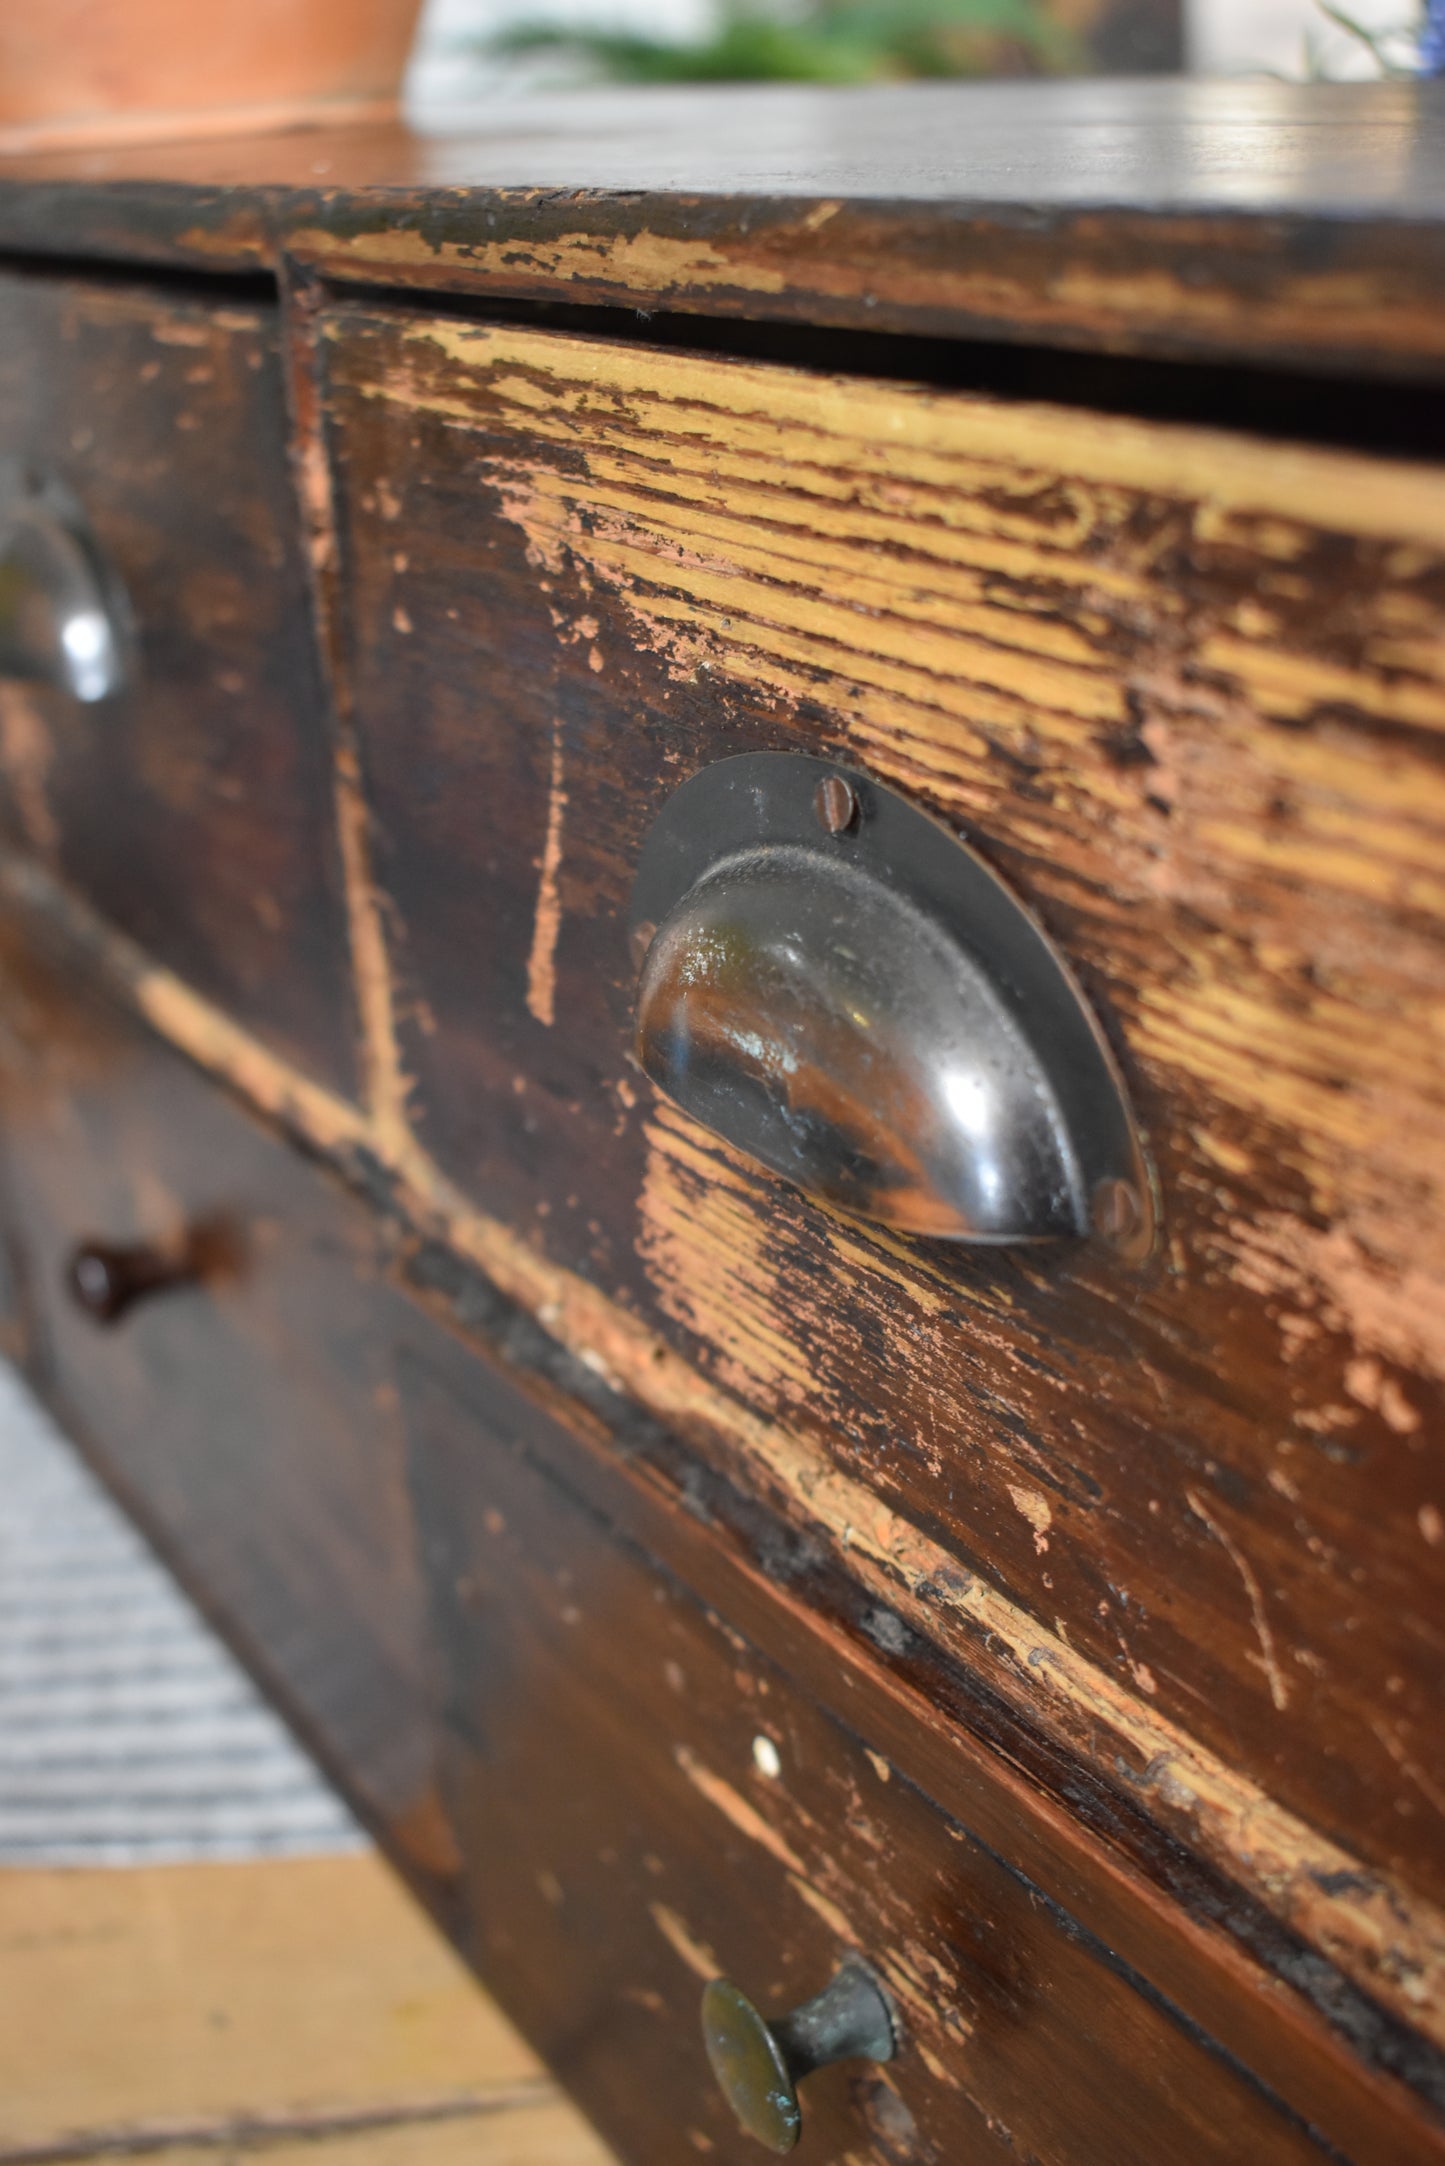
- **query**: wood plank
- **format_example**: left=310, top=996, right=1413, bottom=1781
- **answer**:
left=55, top=2109, right=614, bottom=2166
left=0, top=1852, right=611, bottom=2162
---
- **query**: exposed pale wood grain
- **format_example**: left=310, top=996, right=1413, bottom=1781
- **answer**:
left=311, top=315, right=1445, bottom=2027
left=0, top=1853, right=612, bottom=2159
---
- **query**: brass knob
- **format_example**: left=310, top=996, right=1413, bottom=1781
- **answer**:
left=701, top=1959, right=895, bottom=2153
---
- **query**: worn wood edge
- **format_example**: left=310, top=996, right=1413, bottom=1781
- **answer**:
left=2, top=168, right=1445, bottom=381
left=283, top=194, right=1445, bottom=383
left=4, top=854, right=1442, bottom=2100
left=0, top=182, right=278, bottom=272
left=275, top=265, right=413, bottom=1150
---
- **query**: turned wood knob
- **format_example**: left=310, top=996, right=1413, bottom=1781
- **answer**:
left=66, top=1240, right=199, bottom=1325
left=701, top=1959, right=895, bottom=2153
left=63, top=1213, right=245, bottom=1325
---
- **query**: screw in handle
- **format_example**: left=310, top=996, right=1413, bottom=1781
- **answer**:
left=701, top=1958, right=896, bottom=2153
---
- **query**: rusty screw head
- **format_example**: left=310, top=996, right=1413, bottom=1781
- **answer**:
left=1090, top=1176, right=1146, bottom=1254
left=814, top=775, right=859, bottom=836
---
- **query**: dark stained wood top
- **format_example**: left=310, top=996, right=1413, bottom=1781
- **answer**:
left=4, top=80, right=1445, bottom=379
left=7, top=80, right=1445, bottom=214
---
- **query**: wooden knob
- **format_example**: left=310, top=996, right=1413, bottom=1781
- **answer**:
left=67, top=1240, right=192, bottom=1324
left=701, top=1960, right=895, bottom=2153
left=66, top=1234, right=208, bottom=1325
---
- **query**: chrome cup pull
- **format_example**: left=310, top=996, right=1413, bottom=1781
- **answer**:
left=630, top=753, right=1153, bottom=1258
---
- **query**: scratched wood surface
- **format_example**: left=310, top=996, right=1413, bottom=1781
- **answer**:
left=0, top=219, right=1441, bottom=2154
left=0, top=1850, right=614, bottom=2163
left=402, top=1344, right=1348, bottom=2166
left=1, top=84, right=1445, bottom=380
left=316, top=313, right=1445, bottom=1971
left=0, top=268, right=356, bottom=1095
left=2, top=896, right=1437, bottom=2162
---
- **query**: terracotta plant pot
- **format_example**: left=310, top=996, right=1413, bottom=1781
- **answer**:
left=0, top=0, right=426, bottom=151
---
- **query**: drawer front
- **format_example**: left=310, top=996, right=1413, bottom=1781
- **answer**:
left=403, top=1344, right=1335, bottom=2166
left=320, top=312, right=1445, bottom=1918
left=0, top=271, right=355, bottom=1094
left=0, top=917, right=435, bottom=1874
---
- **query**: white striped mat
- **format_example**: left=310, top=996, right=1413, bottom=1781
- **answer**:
left=0, top=1362, right=362, bottom=1864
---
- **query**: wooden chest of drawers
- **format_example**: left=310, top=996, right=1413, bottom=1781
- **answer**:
left=0, top=78, right=1442, bottom=2165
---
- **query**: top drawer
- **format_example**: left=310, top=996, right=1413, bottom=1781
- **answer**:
left=317, top=311, right=1445, bottom=1959
left=0, top=272, right=355, bottom=1093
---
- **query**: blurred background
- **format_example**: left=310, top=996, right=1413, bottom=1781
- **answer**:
left=3, top=0, right=1436, bottom=161
left=404, top=0, right=1431, bottom=117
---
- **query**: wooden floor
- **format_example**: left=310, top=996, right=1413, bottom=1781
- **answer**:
left=0, top=1850, right=616, bottom=2165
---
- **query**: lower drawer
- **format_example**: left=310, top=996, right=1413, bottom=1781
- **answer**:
left=0, top=911, right=1395, bottom=2163
left=403, top=1346, right=1337, bottom=2166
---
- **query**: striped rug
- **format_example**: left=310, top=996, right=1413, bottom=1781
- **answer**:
left=0, top=1362, right=361, bottom=1864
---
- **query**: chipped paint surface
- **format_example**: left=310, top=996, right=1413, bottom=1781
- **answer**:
left=314, top=314, right=1445, bottom=1918
left=649, top=1902, right=719, bottom=1983
left=1007, top=1485, right=1053, bottom=1556
left=525, top=718, right=568, bottom=1029
left=283, top=203, right=1445, bottom=377
left=675, top=1745, right=809, bottom=1878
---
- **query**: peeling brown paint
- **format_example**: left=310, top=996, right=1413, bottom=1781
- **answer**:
left=1007, top=1485, right=1053, bottom=1556
left=316, top=316, right=1445, bottom=1918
